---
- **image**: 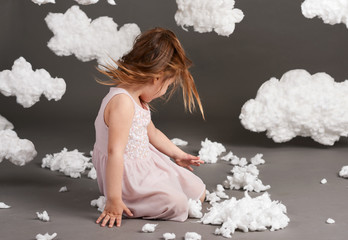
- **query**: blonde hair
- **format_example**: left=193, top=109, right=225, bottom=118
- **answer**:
left=96, top=27, right=204, bottom=119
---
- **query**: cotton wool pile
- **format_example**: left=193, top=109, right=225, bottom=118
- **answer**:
left=201, top=191, right=290, bottom=238
left=301, top=0, right=348, bottom=28
left=36, top=210, right=50, bottom=222
left=198, top=138, right=226, bottom=163
left=45, top=5, right=140, bottom=67
left=42, top=148, right=92, bottom=178
left=0, top=202, right=11, bottom=209
left=240, top=69, right=348, bottom=145
left=141, top=223, right=158, bottom=232
left=175, top=0, right=244, bottom=36
left=0, top=57, right=66, bottom=108
left=205, top=184, right=229, bottom=204
left=91, top=196, right=106, bottom=212
left=339, top=166, right=348, bottom=178
left=31, top=0, right=55, bottom=5
left=75, top=0, right=116, bottom=5
left=35, top=233, right=57, bottom=240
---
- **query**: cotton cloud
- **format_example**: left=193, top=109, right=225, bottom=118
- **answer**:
left=31, top=0, right=55, bottom=5
left=45, top=5, right=140, bottom=67
left=198, top=138, right=226, bottom=163
left=175, top=0, right=244, bottom=36
left=0, top=57, right=66, bottom=108
left=75, top=0, right=116, bottom=5
left=0, top=115, right=13, bottom=130
left=240, top=69, right=348, bottom=145
left=301, top=0, right=348, bottom=28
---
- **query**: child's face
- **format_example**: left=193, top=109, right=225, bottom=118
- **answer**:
left=142, top=76, right=174, bottom=102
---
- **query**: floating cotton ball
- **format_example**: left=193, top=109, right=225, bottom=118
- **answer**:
left=201, top=191, right=290, bottom=238
left=141, top=223, right=158, bottom=233
left=0, top=129, right=37, bottom=166
left=240, top=69, right=348, bottom=145
left=0, top=115, right=14, bottom=130
left=45, top=5, right=140, bottom=68
left=88, top=167, right=97, bottom=179
left=163, top=232, right=176, bottom=240
left=91, top=196, right=106, bottom=212
left=320, top=178, right=327, bottom=184
left=184, top=232, right=201, bottom=240
left=35, top=233, right=57, bottom=240
left=301, top=0, right=348, bottom=28
left=36, top=210, right=50, bottom=222
left=339, top=166, right=348, bottom=178
left=31, top=0, right=55, bottom=5
left=326, top=218, right=335, bottom=224
left=198, top=138, right=226, bottom=163
left=42, top=148, right=91, bottom=178
left=223, top=164, right=270, bottom=192
left=175, top=0, right=244, bottom=37
left=0, top=57, right=66, bottom=108
left=59, top=186, right=68, bottom=192
left=171, top=138, right=188, bottom=146
left=250, top=153, right=265, bottom=165
left=0, top=202, right=11, bottom=209
left=188, top=199, right=202, bottom=218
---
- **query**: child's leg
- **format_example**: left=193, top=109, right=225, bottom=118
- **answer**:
left=199, top=188, right=206, bottom=203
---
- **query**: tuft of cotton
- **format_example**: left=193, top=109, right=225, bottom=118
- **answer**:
left=88, top=167, right=97, bottom=179
left=31, top=0, right=55, bottom=5
left=205, top=185, right=229, bottom=204
left=188, top=198, right=202, bottom=218
left=59, top=186, right=68, bottom=192
left=0, top=115, right=14, bottom=130
left=91, top=196, right=106, bottom=212
left=36, top=210, right=50, bottom=222
left=171, top=138, right=188, bottom=146
left=250, top=153, right=265, bottom=165
left=339, top=166, right=348, bottom=178
left=201, top=191, right=290, bottom=238
left=141, top=223, right=158, bottom=233
left=223, top=164, right=270, bottom=193
left=184, top=232, right=201, bottom=240
left=326, top=218, right=335, bottom=224
left=35, top=233, right=57, bottom=240
left=0, top=57, right=66, bottom=108
left=301, top=0, right=348, bottom=28
left=0, top=129, right=37, bottom=166
left=198, top=138, right=226, bottom=163
left=42, top=148, right=91, bottom=178
left=74, top=0, right=116, bottom=5
left=320, top=178, right=327, bottom=184
left=163, top=232, right=176, bottom=240
left=175, top=0, right=244, bottom=37
left=45, top=5, right=140, bottom=68
left=240, top=69, right=348, bottom=146
left=0, top=202, right=11, bottom=209
left=221, top=151, right=234, bottom=161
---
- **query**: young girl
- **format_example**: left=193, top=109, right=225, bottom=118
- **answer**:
left=92, top=28, right=206, bottom=228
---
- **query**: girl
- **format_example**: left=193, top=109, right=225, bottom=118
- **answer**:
left=92, top=28, right=206, bottom=228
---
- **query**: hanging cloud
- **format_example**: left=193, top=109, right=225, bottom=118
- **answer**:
left=240, top=69, right=348, bottom=145
left=45, top=5, right=140, bottom=67
left=0, top=57, right=66, bottom=108
left=301, top=0, right=348, bottom=28
left=175, top=0, right=244, bottom=37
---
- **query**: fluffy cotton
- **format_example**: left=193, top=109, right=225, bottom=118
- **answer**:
left=250, top=153, right=265, bottom=165
left=35, top=233, right=57, bottom=240
left=223, top=164, right=270, bottom=193
left=171, top=138, right=188, bottom=146
left=141, top=223, right=158, bottom=233
left=326, top=218, right=335, bottom=224
left=301, top=0, right=348, bottom=28
left=88, top=167, right=97, bottom=179
left=198, top=138, right=226, bottom=163
left=221, top=151, right=234, bottom=161
left=163, top=233, right=176, bottom=240
left=36, top=210, right=50, bottom=222
left=0, top=202, right=11, bottom=209
left=175, top=0, right=244, bottom=36
left=184, top=232, right=201, bottom=240
left=339, top=166, right=348, bottom=178
left=59, top=186, right=68, bottom=192
left=201, top=191, right=290, bottom=238
left=41, top=148, right=91, bottom=178
left=45, top=5, right=140, bottom=67
left=31, top=0, right=55, bottom=5
left=320, top=178, right=327, bottom=184
left=0, top=129, right=37, bottom=166
left=240, top=69, right=348, bottom=145
left=91, top=196, right=106, bottom=212
left=205, top=184, right=229, bottom=204
left=0, top=57, right=66, bottom=108
left=188, top=198, right=203, bottom=218
left=75, top=0, right=116, bottom=5
left=0, top=115, right=14, bottom=130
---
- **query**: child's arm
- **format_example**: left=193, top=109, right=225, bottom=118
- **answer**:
left=147, top=121, right=204, bottom=171
left=96, top=94, right=134, bottom=228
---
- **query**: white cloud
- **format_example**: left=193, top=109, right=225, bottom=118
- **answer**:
left=240, top=69, right=348, bottom=145
left=198, top=138, right=226, bottom=163
left=175, top=0, right=244, bottom=36
left=45, top=5, right=140, bottom=67
left=0, top=115, right=13, bottom=131
left=0, top=57, right=66, bottom=108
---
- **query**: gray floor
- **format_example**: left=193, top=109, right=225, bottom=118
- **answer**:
left=1, top=120, right=348, bottom=240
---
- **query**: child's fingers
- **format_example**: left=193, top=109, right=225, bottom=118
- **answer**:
left=116, top=215, right=122, bottom=227
left=187, top=166, right=193, bottom=171
left=96, top=212, right=106, bottom=223
left=101, top=215, right=110, bottom=227
left=124, top=208, right=133, bottom=217
left=108, top=216, right=116, bottom=228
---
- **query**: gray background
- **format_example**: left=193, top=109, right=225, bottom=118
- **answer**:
left=1, top=1, right=348, bottom=240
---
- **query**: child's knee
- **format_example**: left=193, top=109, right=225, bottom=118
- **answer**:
left=199, top=187, right=206, bottom=203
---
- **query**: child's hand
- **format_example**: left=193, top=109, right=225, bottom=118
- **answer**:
left=96, top=199, right=133, bottom=228
left=174, top=153, right=204, bottom=171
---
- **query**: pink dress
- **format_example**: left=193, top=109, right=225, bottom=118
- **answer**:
left=92, top=87, right=206, bottom=222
